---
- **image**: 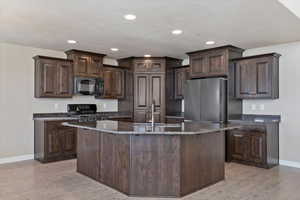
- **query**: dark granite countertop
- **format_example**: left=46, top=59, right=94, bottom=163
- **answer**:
left=63, top=120, right=241, bottom=135
left=33, top=112, right=132, bottom=121
left=165, top=113, right=281, bottom=124
left=228, top=114, right=281, bottom=123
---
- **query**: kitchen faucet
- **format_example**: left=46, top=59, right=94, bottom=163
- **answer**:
left=151, top=100, right=155, bottom=127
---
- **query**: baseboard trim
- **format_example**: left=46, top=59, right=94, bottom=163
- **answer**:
left=0, top=154, right=34, bottom=165
left=280, top=160, right=300, bottom=169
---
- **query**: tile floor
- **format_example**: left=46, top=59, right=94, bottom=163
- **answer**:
left=1, top=159, right=300, bottom=200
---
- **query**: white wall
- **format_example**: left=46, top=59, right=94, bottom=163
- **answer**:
left=243, top=41, right=300, bottom=164
left=0, top=43, right=118, bottom=159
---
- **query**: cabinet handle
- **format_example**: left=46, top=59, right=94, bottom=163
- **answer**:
left=234, top=134, right=243, bottom=138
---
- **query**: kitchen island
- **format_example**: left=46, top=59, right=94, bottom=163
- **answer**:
left=63, top=120, right=241, bottom=197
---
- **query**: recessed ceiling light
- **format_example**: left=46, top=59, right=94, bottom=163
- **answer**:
left=67, top=40, right=77, bottom=44
left=144, top=54, right=151, bottom=58
left=206, top=41, right=215, bottom=45
left=124, top=14, right=136, bottom=20
left=172, top=29, right=183, bottom=35
left=110, top=48, right=119, bottom=52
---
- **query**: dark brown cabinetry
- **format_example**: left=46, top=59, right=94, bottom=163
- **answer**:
left=233, top=53, right=280, bottom=99
left=77, top=129, right=130, bottom=194
left=174, top=66, right=190, bottom=99
left=34, top=120, right=77, bottom=163
left=33, top=56, right=73, bottom=98
left=77, top=128, right=225, bottom=197
left=118, top=57, right=182, bottom=122
left=101, top=65, right=125, bottom=99
left=227, top=123, right=279, bottom=168
left=134, top=73, right=165, bottom=122
left=65, top=49, right=106, bottom=78
left=133, top=58, right=166, bottom=72
left=77, top=129, right=100, bottom=181
left=187, top=45, right=244, bottom=78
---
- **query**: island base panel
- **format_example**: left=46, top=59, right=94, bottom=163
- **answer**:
left=76, top=129, right=225, bottom=197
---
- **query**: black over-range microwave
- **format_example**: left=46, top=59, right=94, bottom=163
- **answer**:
left=74, top=77, right=104, bottom=96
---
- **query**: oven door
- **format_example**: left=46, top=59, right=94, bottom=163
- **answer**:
left=74, top=77, right=96, bottom=95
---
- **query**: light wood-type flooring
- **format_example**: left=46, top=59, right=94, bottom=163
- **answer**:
left=1, top=159, right=300, bottom=200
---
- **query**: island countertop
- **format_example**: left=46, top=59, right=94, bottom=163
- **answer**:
left=63, top=120, right=241, bottom=135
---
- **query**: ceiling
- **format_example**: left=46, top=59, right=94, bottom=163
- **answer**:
left=1, top=0, right=300, bottom=59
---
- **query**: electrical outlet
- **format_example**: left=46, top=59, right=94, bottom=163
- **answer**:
left=251, top=104, right=256, bottom=110
left=103, top=103, right=107, bottom=109
left=54, top=103, right=59, bottom=111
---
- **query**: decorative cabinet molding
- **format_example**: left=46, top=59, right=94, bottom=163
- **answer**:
left=65, top=49, right=106, bottom=78
left=187, top=45, right=244, bottom=78
left=133, top=58, right=166, bottom=72
left=33, top=56, right=73, bottom=98
left=233, top=53, right=280, bottom=99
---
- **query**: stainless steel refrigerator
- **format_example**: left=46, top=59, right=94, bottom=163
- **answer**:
left=184, top=78, right=242, bottom=123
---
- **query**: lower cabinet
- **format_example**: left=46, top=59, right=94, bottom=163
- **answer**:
left=227, top=123, right=278, bottom=168
left=34, top=120, right=77, bottom=163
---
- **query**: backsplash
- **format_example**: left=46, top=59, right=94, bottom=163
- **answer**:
left=32, top=96, right=118, bottom=113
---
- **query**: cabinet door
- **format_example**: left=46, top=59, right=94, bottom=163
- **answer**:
left=75, top=55, right=89, bottom=76
left=236, top=57, right=273, bottom=98
left=249, top=132, right=266, bottom=164
left=207, top=50, right=227, bottom=76
left=149, top=74, right=165, bottom=122
left=61, top=128, right=77, bottom=157
left=57, top=62, right=73, bottom=97
left=112, top=69, right=125, bottom=99
left=134, top=110, right=149, bottom=122
left=174, top=68, right=189, bottom=99
left=134, top=60, right=149, bottom=72
left=103, top=69, right=114, bottom=98
left=148, top=60, right=165, bottom=72
left=253, top=57, right=272, bottom=98
left=236, top=60, right=257, bottom=97
left=40, top=60, right=58, bottom=97
left=45, top=123, right=62, bottom=159
left=229, top=130, right=249, bottom=161
left=134, top=74, right=149, bottom=109
left=89, top=56, right=103, bottom=77
left=190, top=54, right=208, bottom=78
left=134, top=59, right=165, bottom=72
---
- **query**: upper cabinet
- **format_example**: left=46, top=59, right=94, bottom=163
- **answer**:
left=101, top=65, right=125, bottom=99
left=174, top=66, right=190, bottom=100
left=187, top=45, right=244, bottom=78
left=233, top=53, right=280, bottom=99
left=65, top=49, right=106, bottom=78
left=33, top=56, right=73, bottom=98
left=133, top=58, right=166, bottom=72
